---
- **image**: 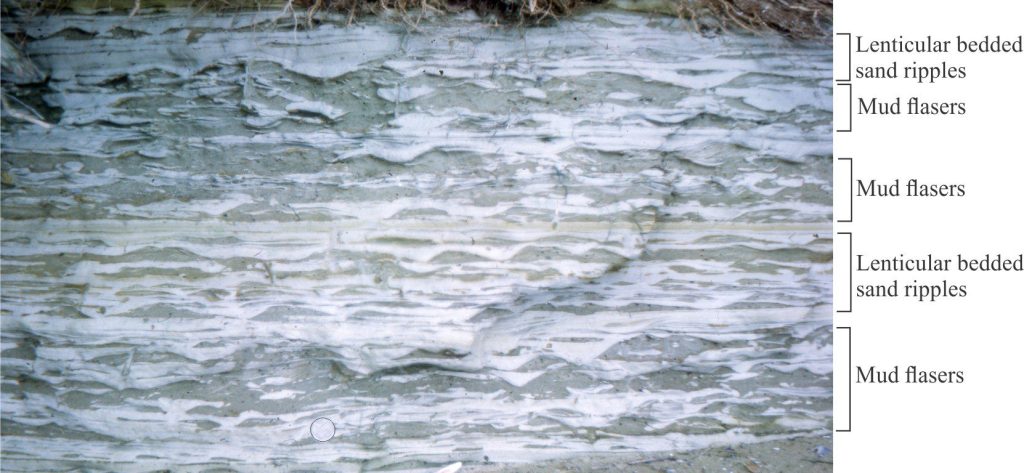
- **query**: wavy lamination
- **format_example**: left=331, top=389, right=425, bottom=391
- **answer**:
left=1, top=11, right=831, bottom=470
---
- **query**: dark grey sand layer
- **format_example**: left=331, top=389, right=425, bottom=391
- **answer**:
left=0, top=436, right=832, bottom=472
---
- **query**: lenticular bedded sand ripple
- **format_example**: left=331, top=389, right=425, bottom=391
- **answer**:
left=0, top=10, right=832, bottom=471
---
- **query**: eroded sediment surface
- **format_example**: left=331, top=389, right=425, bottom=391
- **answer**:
left=1, top=10, right=832, bottom=471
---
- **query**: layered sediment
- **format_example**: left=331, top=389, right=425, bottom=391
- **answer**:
left=1, top=10, right=832, bottom=471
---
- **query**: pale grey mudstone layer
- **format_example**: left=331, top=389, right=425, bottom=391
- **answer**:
left=1, top=9, right=832, bottom=471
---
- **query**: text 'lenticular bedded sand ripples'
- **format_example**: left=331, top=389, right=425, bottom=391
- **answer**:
left=0, top=9, right=832, bottom=472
